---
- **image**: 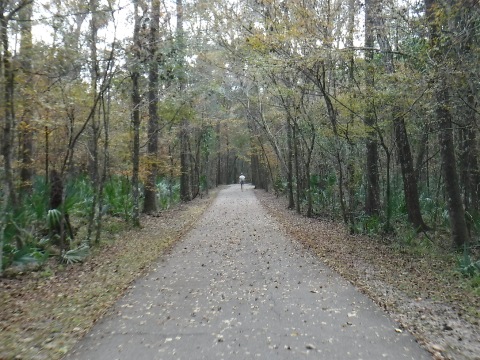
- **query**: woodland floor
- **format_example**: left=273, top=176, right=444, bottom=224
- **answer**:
left=0, top=186, right=478, bottom=360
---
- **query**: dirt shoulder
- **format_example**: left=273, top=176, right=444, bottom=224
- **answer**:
left=255, top=189, right=480, bottom=360
left=0, top=190, right=219, bottom=360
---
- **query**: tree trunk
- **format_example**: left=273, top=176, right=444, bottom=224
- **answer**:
left=372, top=0, right=429, bottom=231
left=346, top=0, right=358, bottom=232
left=49, top=169, right=74, bottom=250
left=321, top=78, right=349, bottom=226
left=395, top=117, right=429, bottom=231
left=377, top=135, right=393, bottom=232
left=0, top=7, right=14, bottom=271
left=286, top=118, right=295, bottom=209
left=257, top=135, right=276, bottom=192
left=190, top=133, right=199, bottom=198
left=455, top=0, right=480, bottom=216
left=251, top=152, right=260, bottom=188
left=364, top=0, right=380, bottom=216
left=202, top=127, right=211, bottom=195
left=1, top=12, right=17, bottom=209
left=19, top=1, right=33, bottom=193
left=425, top=0, right=469, bottom=247
left=216, top=122, right=221, bottom=186
left=436, top=82, right=469, bottom=247
left=95, top=90, right=111, bottom=244
left=305, top=160, right=313, bottom=218
left=460, top=125, right=480, bottom=215
left=300, top=120, right=315, bottom=218
left=177, top=0, right=191, bottom=201
left=87, top=0, right=100, bottom=243
left=293, top=121, right=301, bottom=214
left=143, top=0, right=161, bottom=213
left=180, top=119, right=191, bottom=200
left=225, top=125, right=229, bottom=184
left=131, top=0, right=142, bottom=227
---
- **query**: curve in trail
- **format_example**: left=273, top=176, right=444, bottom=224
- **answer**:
left=65, top=185, right=430, bottom=360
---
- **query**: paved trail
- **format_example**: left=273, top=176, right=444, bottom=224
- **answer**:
left=65, top=185, right=430, bottom=360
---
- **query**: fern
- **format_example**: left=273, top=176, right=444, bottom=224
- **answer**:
left=61, top=244, right=89, bottom=264
left=458, top=245, right=480, bottom=277
left=47, top=209, right=62, bottom=229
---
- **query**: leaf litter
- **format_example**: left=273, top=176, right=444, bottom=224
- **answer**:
left=256, top=190, right=480, bottom=360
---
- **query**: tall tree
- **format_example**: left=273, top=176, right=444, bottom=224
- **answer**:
left=286, top=116, right=295, bottom=209
left=143, top=0, right=161, bottom=213
left=455, top=0, right=480, bottom=218
left=425, top=0, right=469, bottom=247
left=364, top=0, right=381, bottom=216
left=374, top=2, right=429, bottom=231
left=345, top=0, right=359, bottom=232
left=86, top=0, right=101, bottom=243
left=177, top=0, right=191, bottom=201
left=131, top=0, right=142, bottom=226
left=18, top=0, right=33, bottom=193
left=0, top=0, right=32, bottom=275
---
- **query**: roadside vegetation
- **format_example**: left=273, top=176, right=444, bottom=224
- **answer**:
left=2, top=175, right=180, bottom=273
left=0, top=189, right=217, bottom=360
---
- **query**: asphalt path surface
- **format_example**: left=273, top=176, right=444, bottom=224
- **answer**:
left=64, top=185, right=431, bottom=360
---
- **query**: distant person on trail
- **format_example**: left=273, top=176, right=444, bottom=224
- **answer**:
left=239, top=173, right=246, bottom=191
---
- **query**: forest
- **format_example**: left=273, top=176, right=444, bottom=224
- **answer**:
left=0, top=0, right=479, bottom=279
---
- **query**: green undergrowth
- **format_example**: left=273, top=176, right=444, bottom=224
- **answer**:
left=0, top=190, right=217, bottom=360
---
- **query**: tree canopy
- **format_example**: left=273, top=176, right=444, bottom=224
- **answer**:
left=1, top=0, right=479, bottom=273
